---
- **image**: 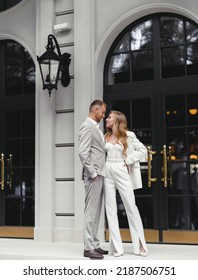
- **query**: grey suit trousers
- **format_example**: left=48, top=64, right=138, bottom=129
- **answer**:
left=83, top=174, right=104, bottom=251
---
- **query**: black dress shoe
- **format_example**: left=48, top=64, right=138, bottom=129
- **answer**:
left=95, top=247, right=108, bottom=255
left=84, top=250, right=104, bottom=259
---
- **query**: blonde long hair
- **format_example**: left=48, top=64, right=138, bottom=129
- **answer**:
left=105, top=110, right=128, bottom=156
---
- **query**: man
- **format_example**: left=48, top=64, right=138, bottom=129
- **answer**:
left=78, top=100, right=108, bottom=259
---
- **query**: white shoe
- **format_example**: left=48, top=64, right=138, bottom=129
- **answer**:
left=113, top=252, right=123, bottom=257
left=139, top=251, right=148, bottom=257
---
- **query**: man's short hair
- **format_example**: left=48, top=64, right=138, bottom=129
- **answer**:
left=89, top=100, right=107, bottom=112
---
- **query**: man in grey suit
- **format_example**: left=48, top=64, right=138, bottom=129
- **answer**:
left=78, top=100, right=108, bottom=259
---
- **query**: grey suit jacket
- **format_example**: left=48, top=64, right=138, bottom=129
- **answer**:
left=78, top=118, right=106, bottom=178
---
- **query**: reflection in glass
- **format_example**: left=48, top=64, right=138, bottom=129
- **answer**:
left=168, top=197, right=191, bottom=229
left=165, top=95, right=185, bottom=127
left=6, top=42, right=22, bottom=66
left=161, top=46, right=185, bottom=78
left=188, top=94, right=198, bottom=125
left=186, top=44, right=198, bottom=75
left=186, top=21, right=198, bottom=43
left=113, top=33, right=130, bottom=53
left=108, top=54, right=130, bottom=84
left=131, top=20, right=152, bottom=51
left=166, top=128, right=186, bottom=159
left=160, top=17, right=184, bottom=46
left=132, top=50, right=154, bottom=81
left=3, top=40, right=35, bottom=96
left=188, top=129, right=198, bottom=160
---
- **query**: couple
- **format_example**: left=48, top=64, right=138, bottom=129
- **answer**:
left=78, top=100, right=148, bottom=259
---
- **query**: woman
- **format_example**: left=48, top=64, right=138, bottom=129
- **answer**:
left=104, top=110, right=148, bottom=257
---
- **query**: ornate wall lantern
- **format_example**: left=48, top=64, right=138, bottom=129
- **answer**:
left=37, top=34, right=71, bottom=96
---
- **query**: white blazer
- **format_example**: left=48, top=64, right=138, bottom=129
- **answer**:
left=125, top=131, right=147, bottom=190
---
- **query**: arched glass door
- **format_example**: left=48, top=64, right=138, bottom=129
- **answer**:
left=104, top=13, right=198, bottom=244
left=0, top=40, right=35, bottom=238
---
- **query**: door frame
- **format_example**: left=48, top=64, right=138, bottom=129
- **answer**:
left=104, top=76, right=198, bottom=244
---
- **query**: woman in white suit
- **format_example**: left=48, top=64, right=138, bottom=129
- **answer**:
left=104, top=110, right=148, bottom=257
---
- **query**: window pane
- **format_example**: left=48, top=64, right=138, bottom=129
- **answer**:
left=132, top=50, right=154, bottom=81
left=25, top=65, right=36, bottom=94
left=108, top=54, right=130, bottom=84
left=6, top=42, right=22, bottom=66
left=22, top=110, right=35, bottom=137
left=111, top=100, right=131, bottom=128
left=165, top=95, right=186, bottom=127
left=132, top=98, right=151, bottom=129
left=188, top=129, right=198, bottom=160
left=160, top=17, right=184, bottom=46
left=161, top=46, right=185, bottom=78
left=186, top=21, right=198, bottom=43
left=112, top=33, right=130, bottom=53
left=5, top=67, right=22, bottom=95
left=187, top=94, right=198, bottom=125
left=130, top=20, right=152, bottom=51
left=5, top=198, right=20, bottom=225
left=186, top=44, right=198, bottom=75
left=6, top=111, right=21, bottom=138
left=22, top=139, right=35, bottom=166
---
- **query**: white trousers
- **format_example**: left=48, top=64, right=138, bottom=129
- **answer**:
left=104, top=161, right=147, bottom=255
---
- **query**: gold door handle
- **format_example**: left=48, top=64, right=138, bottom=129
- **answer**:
left=168, top=146, right=173, bottom=187
left=161, top=145, right=167, bottom=187
left=0, top=153, right=5, bottom=190
left=7, top=154, right=13, bottom=189
left=147, top=146, right=157, bottom=187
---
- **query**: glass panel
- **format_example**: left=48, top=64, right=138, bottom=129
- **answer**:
left=6, top=111, right=21, bottom=138
left=25, top=65, right=36, bottom=93
left=112, top=33, right=130, bottom=53
left=5, top=67, right=22, bottom=95
left=130, top=20, right=152, bottom=51
left=165, top=95, right=186, bottom=127
left=22, top=198, right=34, bottom=226
left=6, top=139, right=21, bottom=166
left=186, top=44, right=198, bottom=75
left=186, top=21, right=198, bottom=43
left=167, top=128, right=187, bottom=159
left=111, top=100, right=131, bottom=128
left=5, top=198, right=20, bottom=225
left=136, top=197, right=153, bottom=228
left=132, top=50, right=154, bottom=81
left=160, top=17, right=184, bottom=46
left=22, top=139, right=35, bottom=166
left=190, top=164, right=198, bottom=229
left=168, top=197, right=191, bottom=229
left=108, top=54, right=130, bottom=85
left=188, top=129, right=198, bottom=160
left=5, top=169, right=21, bottom=196
left=187, top=94, right=198, bottom=125
left=6, top=41, right=22, bottom=66
left=22, top=110, right=35, bottom=137
left=22, top=168, right=35, bottom=196
left=132, top=99, right=151, bottom=129
left=161, top=46, right=185, bottom=78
